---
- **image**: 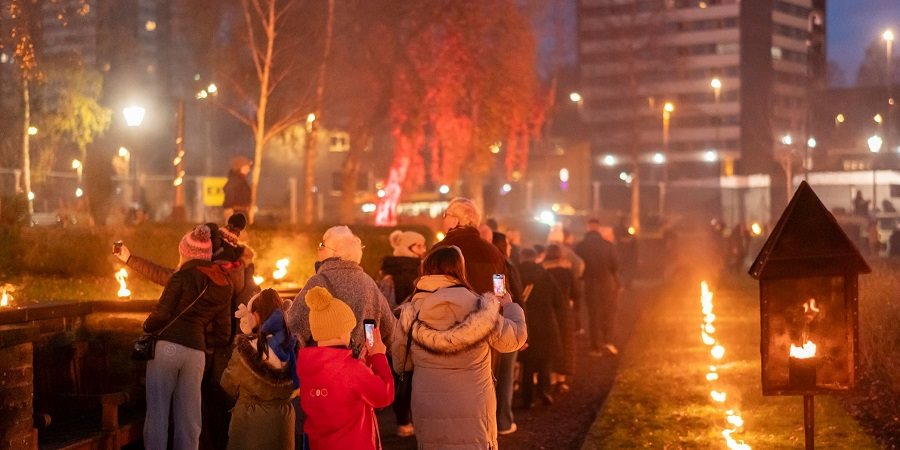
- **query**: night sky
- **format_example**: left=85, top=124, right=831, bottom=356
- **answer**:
left=828, top=0, right=900, bottom=85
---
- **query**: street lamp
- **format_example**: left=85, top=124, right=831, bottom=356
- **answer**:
left=122, top=105, right=146, bottom=128
left=569, top=92, right=583, bottom=104
left=804, top=137, right=816, bottom=180
left=869, top=134, right=883, bottom=211
left=661, top=102, right=674, bottom=216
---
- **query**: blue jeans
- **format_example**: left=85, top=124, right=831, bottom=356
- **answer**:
left=144, top=340, right=206, bottom=450
left=496, top=350, right=518, bottom=431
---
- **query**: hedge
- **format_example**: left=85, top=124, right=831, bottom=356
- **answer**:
left=0, top=223, right=435, bottom=281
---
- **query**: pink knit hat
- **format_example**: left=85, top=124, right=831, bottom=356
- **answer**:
left=179, top=225, right=213, bottom=261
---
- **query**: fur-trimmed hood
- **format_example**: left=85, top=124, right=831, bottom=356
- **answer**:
left=398, top=285, right=503, bottom=356
left=233, top=335, right=295, bottom=387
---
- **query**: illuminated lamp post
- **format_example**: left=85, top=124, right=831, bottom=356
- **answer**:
left=122, top=105, right=145, bottom=207
left=660, top=102, right=674, bottom=216
left=868, top=134, right=883, bottom=212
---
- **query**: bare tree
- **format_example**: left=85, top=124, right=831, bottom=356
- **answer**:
left=217, top=0, right=318, bottom=222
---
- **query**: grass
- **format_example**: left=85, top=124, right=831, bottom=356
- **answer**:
left=582, top=275, right=879, bottom=449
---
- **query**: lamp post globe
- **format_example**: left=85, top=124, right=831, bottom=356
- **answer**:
left=123, top=106, right=146, bottom=128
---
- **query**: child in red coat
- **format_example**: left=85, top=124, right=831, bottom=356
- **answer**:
left=297, top=287, right=394, bottom=449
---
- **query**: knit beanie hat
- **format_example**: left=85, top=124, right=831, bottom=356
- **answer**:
left=179, top=225, right=213, bottom=261
left=322, top=226, right=363, bottom=263
left=305, top=286, right=357, bottom=342
left=390, top=230, right=426, bottom=257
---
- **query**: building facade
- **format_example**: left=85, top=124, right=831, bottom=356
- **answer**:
left=576, top=0, right=825, bottom=185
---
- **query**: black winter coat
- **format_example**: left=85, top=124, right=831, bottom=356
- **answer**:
left=575, top=231, right=620, bottom=291
left=516, top=262, right=563, bottom=362
left=434, top=227, right=507, bottom=295
left=223, top=171, right=252, bottom=209
left=143, top=260, right=233, bottom=351
left=380, top=256, right=421, bottom=305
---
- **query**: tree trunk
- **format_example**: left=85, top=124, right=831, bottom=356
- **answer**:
left=249, top=0, right=277, bottom=225
left=21, top=77, right=33, bottom=219
left=302, top=0, right=335, bottom=225
left=338, top=129, right=368, bottom=224
left=468, top=172, right=485, bottom=216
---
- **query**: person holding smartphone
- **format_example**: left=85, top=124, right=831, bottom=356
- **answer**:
left=392, top=246, right=527, bottom=449
left=297, top=287, right=394, bottom=450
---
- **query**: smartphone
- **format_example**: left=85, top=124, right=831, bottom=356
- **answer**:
left=492, top=274, right=506, bottom=297
left=363, top=319, right=376, bottom=347
left=113, top=240, right=124, bottom=255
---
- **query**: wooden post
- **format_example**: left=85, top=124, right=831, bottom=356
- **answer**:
left=803, top=395, right=815, bottom=450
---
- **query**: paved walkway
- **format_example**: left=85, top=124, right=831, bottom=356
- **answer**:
left=379, top=282, right=650, bottom=450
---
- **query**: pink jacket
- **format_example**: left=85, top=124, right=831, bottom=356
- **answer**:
left=297, top=347, right=394, bottom=450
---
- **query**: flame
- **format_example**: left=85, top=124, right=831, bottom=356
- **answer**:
left=701, top=280, right=710, bottom=295
left=711, top=390, right=727, bottom=402
left=273, top=258, right=290, bottom=281
left=789, top=340, right=817, bottom=359
left=705, top=313, right=716, bottom=323
left=253, top=275, right=265, bottom=285
left=701, top=329, right=716, bottom=345
left=726, top=413, right=744, bottom=428
left=723, top=429, right=752, bottom=450
left=1, top=289, right=10, bottom=307
left=711, top=345, right=725, bottom=359
left=705, top=323, right=716, bottom=334
left=707, top=372, right=719, bottom=381
left=116, top=268, right=132, bottom=299
left=436, top=232, right=446, bottom=241
left=803, top=298, right=820, bottom=314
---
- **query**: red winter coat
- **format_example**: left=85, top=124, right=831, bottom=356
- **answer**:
left=297, top=347, right=394, bottom=450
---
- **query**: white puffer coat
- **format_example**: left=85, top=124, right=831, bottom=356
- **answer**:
left=392, top=275, right=527, bottom=450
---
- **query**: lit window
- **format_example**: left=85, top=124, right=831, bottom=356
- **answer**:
left=771, top=47, right=783, bottom=60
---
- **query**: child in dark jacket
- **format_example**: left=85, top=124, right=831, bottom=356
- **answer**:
left=297, top=287, right=394, bottom=450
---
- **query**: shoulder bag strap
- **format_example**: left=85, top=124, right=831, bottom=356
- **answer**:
left=399, top=309, right=420, bottom=382
left=154, top=282, right=210, bottom=337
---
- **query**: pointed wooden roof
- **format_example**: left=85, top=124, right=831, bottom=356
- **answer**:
left=749, top=181, right=871, bottom=279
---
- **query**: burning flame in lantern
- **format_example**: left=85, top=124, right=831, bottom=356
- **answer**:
left=273, top=258, right=289, bottom=281
left=116, top=268, right=131, bottom=299
left=253, top=275, right=265, bottom=285
left=789, top=340, right=817, bottom=359
left=1, top=288, right=10, bottom=307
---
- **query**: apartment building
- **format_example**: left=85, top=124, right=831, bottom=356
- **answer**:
left=577, top=0, right=825, bottom=180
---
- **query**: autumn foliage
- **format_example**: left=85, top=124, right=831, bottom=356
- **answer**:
left=375, top=1, right=543, bottom=225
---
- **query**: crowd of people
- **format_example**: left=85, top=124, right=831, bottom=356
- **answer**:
left=116, top=196, right=624, bottom=450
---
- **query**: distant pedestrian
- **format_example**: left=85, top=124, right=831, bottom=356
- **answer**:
left=143, top=225, right=233, bottom=450
left=297, top=287, right=394, bottom=450
left=517, top=248, right=564, bottom=408
left=286, top=226, right=396, bottom=357
left=575, top=218, right=622, bottom=357
left=854, top=190, right=869, bottom=216
left=433, top=197, right=508, bottom=295
left=221, top=289, right=297, bottom=450
left=379, top=230, right=426, bottom=308
left=378, top=229, right=426, bottom=437
left=491, top=231, right=523, bottom=435
left=542, top=244, right=581, bottom=386
left=224, top=156, right=252, bottom=222
left=393, top=246, right=527, bottom=448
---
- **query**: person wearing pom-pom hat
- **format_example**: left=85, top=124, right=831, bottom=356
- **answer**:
left=296, top=287, right=394, bottom=450
left=142, top=225, right=234, bottom=450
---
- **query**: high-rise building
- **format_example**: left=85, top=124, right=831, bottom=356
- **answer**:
left=576, top=0, right=825, bottom=183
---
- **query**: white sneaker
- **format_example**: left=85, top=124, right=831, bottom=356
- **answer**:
left=397, top=424, right=414, bottom=437
left=498, top=423, right=517, bottom=435
left=605, top=344, right=619, bottom=355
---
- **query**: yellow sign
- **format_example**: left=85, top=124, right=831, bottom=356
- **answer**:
left=203, top=177, right=228, bottom=206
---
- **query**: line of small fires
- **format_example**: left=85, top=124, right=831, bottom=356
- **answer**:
left=700, top=281, right=750, bottom=450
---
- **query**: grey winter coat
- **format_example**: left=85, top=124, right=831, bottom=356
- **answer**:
left=286, top=258, right=396, bottom=355
left=392, top=275, right=528, bottom=450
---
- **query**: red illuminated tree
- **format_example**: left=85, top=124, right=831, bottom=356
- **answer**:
left=375, top=1, right=539, bottom=225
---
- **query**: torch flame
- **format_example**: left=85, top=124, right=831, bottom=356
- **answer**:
left=711, top=390, right=727, bottom=402
left=727, top=413, right=744, bottom=428
left=116, top=268, right=131, bottom=299
left=706, top=372, right=719, bottom=381
left=711, top=345, right=725, bottom=359
left=1, top=289, right=10, bottom=307
left=253, top=275, right=265, bottom=286
left=723, top=429, right=752, bottom=450
left=701, top=329, right=716, bottom=346
left=803, top=298, right=819, bottom=314
left=273, top=258, right=290, bottom=281
left=789, top=340, right=817, bottom=359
